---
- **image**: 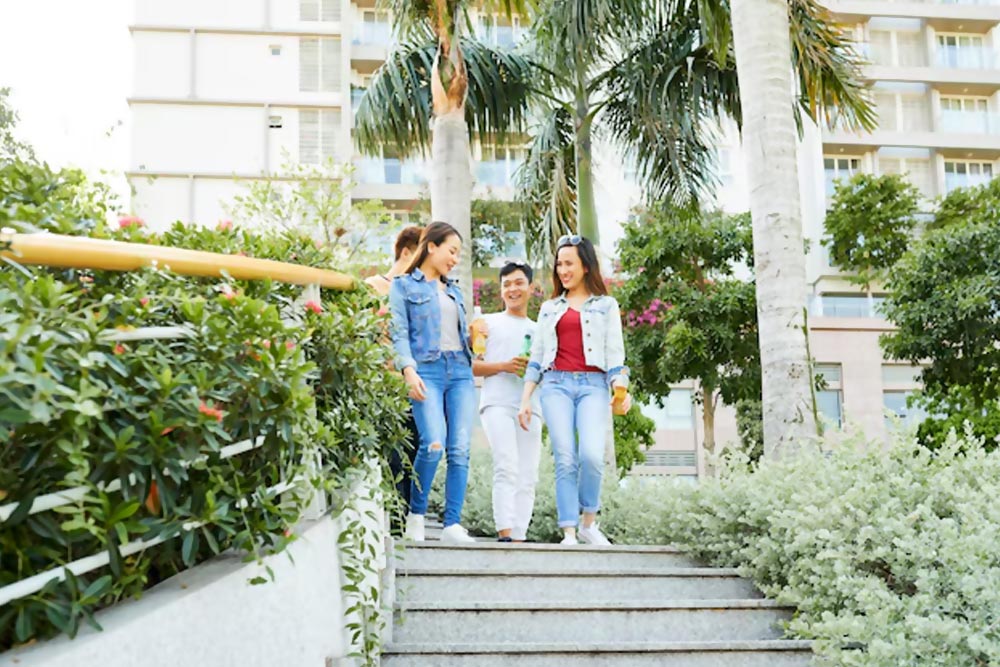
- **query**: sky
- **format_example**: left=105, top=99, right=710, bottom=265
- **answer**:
left=0, top=1, right=132, bottom=200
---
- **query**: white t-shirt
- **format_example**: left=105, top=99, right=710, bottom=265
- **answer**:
left=438, top=290, right=463, bottom=351
left=479, top=312, right=541, bottom=412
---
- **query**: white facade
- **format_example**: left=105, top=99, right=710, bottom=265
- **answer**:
left=128, top=0, right=519, bottom=230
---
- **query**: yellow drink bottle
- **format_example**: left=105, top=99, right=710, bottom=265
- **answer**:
left=612, top=385, right=629, bottom=416
left=471, top=306, right=487, bottom=356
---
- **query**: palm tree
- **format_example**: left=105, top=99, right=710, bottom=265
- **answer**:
left=355, top=2, right=534, bottom=303
left=517, top=0, right=875, bottom=259
left=729, top=0, right=821, bottom=458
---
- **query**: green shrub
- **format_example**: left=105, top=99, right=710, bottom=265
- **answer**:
left=602, top=432, right=1000, bottom=666
left=0, top=219, right=408, bottom=651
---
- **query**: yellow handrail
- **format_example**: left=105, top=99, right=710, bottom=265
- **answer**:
left=0, top=232, right=355, bottom=290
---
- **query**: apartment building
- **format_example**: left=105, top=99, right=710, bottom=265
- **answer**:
left=127, top=0, right=522, bottom=235
left=646, top=0, right=1000, bottom=478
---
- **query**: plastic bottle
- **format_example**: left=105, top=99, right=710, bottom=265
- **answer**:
left=612, top=385, right=629, bottom=416
left=516, top=333, right=532, bottom=377
left=471, top=306, right=487, bottom=356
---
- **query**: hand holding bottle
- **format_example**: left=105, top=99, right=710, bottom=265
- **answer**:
left=611, top=384, right=632, bottom=415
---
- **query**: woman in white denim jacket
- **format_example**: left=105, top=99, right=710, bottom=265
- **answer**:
left=517, top=235, right=631, bottom=545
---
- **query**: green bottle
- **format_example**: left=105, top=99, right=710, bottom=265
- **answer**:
left=517, top=334, right=532, bottom=377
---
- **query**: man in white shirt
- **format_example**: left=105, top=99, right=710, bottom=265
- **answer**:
left=473, top=261, right=543, bottom=542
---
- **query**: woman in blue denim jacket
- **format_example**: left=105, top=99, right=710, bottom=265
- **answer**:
left=517, top=235, right=632, bottom=545
left=389, top=222, right=477, bottom=544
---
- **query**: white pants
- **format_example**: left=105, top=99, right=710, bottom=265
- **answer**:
left=481, top=406, right=542, bottom=540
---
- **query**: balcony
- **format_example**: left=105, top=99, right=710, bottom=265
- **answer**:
left=936, top=45, right=998, bottom=69
left=475, top=25, right=522, bottom=49
left=353, top=20, right=392, bottom=46
left=939, top=109, right=1000, bottom=133
left=476, top=159, right=521, bottom=188
left=352, top=157, right=427, bottom=201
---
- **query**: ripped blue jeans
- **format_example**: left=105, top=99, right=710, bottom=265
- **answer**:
left=408, top=352, right=476, bottom=527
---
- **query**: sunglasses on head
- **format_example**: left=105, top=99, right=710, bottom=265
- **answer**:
left=557, top=234, right=583, bottom=247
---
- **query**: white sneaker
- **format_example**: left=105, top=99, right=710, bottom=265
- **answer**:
left=404, top=514, right=425, bottom=542
left=579, top=524, right=611, bottom=546
left=440, top=524, right=476, bottom=544
left=560, top=533, right=579, bottom=545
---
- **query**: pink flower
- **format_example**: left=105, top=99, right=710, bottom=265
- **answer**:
left=285, top=341, right=295, bottom=351
left=160, top=426, right=175, bottom=436
left=376, top=306, right=389, bottom=317
left=262, top=339, right=272, bottom=349
left=79, top=275, right=93, bottom=284
left=220, top=286, right=237, bottom=301
left=139, top=297, right=150, bottom=307
left=217, top=219, right=233, bottom=232
left=198, top=401, right=225, bottom=422
left=113, top=343, right=126, bottom=355
left=304, top=300, right=322, bottom=314
left=637, top=266, right=646, bottom=274
left=118, top=216, right=144, bottom=229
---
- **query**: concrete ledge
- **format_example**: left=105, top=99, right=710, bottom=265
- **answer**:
left=396, top=599, right=790, bottom=611
left=397, top=567, right=743, bottom=577
left=384, top=640, right=814, bottom=653
left=400, top=542, right=687, bottom=553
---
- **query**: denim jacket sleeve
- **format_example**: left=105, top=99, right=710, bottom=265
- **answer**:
left=605, top=297, right=629, bottom=388
left=388, top=279, right=416, bottom=372
left=524, top=302, right=547, bottom=385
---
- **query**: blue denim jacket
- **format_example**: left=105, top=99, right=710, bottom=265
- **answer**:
left=389, top=269, right=471, bottom=371
left=525, top=293, right=629, bottom=388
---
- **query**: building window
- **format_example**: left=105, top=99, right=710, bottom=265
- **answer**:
left=819, top=294, right=866, bottom=317
left=824, top=156, right=861, bottom=200
left=945, top=160, right=993, bottom=193
left=642, top=451, right=698, bottom=467
left=299, top=37, right=342, bottom=93
left=477, top=14, right=523, bottom=48
left=356, top=10, right=392, bottom=46
left=299, top=109, right=341, bottom=164
left=882, top=364, right=922, bottom=386
left=815, top=364, right=843, bottom=428
left=270, top=44, right=282, bottom=56
left=883, top=391, right=929, bottom=430
left=940, top=96, right=990, bottom=134
left=936, top=34, right=989, bottom=69
left=268, top=115, right=283, bottom=129
left=640, top=389, right=694, bottom=431
left=476, top=143, right=526, bottom=187
left=300, top=0, right=341, bottom=22
left=878, top=156, right=934, bottom=199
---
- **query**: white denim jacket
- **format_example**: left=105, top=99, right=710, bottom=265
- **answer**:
left=525, top=293, right=629, bottom=388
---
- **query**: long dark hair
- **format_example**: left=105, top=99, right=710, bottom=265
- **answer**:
left=551, top=236, right=608, bottom=298
left=406, top=221, right=463, bottom=275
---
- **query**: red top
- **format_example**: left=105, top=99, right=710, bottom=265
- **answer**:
left=553, top=307, right=603, bottom=373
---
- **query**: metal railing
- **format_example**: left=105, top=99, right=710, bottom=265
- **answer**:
left=0, top=231, right=354, bottom=608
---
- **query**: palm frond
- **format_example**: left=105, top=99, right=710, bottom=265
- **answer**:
left=515, top=105, right=577, bottom=265
left=355, top=37, right=535, bottom=158
left=788, top=0, right=876, bottom=132
left=597, top=12, right=738, bottom=204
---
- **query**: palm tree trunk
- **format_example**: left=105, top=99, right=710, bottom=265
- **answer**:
left=731, top=0, right=817, bottom=458
left=430, top=108, right=473, bottom=305
left=575, top=111, right=599, bottom=244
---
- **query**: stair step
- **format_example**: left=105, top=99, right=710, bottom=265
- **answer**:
left=391, top=600, right=792, bottom=644
left=397, top=542, right=702, bottom=571
left=395, top=568, right=762, bottom=603
left=382, top=641, right=813, bottom=666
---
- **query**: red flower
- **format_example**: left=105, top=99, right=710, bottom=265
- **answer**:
left=217, top=219, right=233, bottom=232
left=118, top=216, right=144, bottom=229
left=113, top=343, right=126, bottom=355
left=198, top=401, right=225, bottom=422
left=304, top=300, right=322, bottom=314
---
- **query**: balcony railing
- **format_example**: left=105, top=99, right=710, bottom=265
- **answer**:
left=936, top=45, right=998, bottom=69
left=939, top=109, right=1000, bottom=134
left=476, top=159, right=521, bottom=187
left=351, top=87, right=366, bottom=115
left=353, top=21, right=392, bottom=46
left=355, top=157, right=427, bottom=185
left=475, top=25, right=522, bottom=48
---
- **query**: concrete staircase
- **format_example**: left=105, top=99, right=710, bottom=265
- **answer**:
left=381, top=522, right=813, bottom=666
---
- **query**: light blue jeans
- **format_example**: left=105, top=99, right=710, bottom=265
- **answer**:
left=539, top=371, right=610, bottom=527
left=408, top=352, right=476, bottom=527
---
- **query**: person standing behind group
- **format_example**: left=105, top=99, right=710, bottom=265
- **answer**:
left=472, top=261, right=543, bottom=543
left=518, top=235, right=631, bottom=546
left=366, top=226, right=422, bottom=529
left=389, top=222, right=477, bottom=544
